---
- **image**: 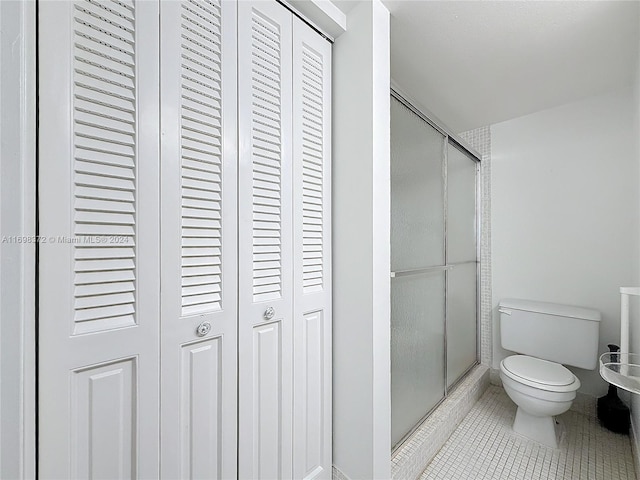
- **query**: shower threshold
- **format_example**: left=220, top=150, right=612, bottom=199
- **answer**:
left=391, top=364, right=490, bottom=480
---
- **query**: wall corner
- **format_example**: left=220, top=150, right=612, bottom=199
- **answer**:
left=332, top=0, right=391, bottom=478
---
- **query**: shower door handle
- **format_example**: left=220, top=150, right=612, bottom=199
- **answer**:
left=390, top=265, right=453, bottom=278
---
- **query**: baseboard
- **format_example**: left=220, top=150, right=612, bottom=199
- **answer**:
left=391, top=364, right=490, bottom=480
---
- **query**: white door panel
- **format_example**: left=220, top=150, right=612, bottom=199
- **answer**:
left=39, top=3, right=332, bottom=478
left=38, top=1, right=160, bottom=477
left=238, top=2, right=293, bottom=478
left=292, top=19, right=332, bottom=480
left=160, top=0, right=237, bottom=478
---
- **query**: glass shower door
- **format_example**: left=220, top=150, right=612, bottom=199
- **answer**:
left=446, top=143, right=478, bottom=388
left=390, top=92, right=480, bottom=450
left=390, top=97, right=446, bottom=447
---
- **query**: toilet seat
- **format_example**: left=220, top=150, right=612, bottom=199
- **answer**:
left=500, top=355, right=580, bottom=393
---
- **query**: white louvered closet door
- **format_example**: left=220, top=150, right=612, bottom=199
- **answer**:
left=292, top=19, right=332, bottom=480
left=159, top=1, right=237, bottom=479
left=238, top=2, right=294, bottom=478
left=38, top=1, right=160, bottom=478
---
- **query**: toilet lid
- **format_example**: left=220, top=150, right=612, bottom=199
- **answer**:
left=502, top=355, right=575, bottom=386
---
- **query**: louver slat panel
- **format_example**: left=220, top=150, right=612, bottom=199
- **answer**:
left=72, top=0, right=137, bottom=335
left=160, top=1, right=237, bottom=475
left=251, top=12, right=283, bottom=302
left=301, top=47, right=324, bottom=294
left=238, top=3, right=295, bottom=478
left=40, top=1, right=161, bottom=477
left=180, top=0, right=224, bottom=316
left=292, top=20, right=331, bottom=479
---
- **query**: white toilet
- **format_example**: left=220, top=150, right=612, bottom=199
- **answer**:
left=498, top=299, right=601, bottom=448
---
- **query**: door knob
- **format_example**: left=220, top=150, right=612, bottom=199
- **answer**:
left=196, top=321, right=212, bottom=337
left=264, top=307, right=275, bottom=320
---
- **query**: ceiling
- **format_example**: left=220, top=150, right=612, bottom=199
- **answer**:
left=334, top=1, right=640, bottom=133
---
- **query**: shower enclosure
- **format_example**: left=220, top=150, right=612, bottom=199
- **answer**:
left=390, top=90, right=480, bottom=449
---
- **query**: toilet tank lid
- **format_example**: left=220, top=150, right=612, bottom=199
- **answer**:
left=499, top=298, right=601, bottom=322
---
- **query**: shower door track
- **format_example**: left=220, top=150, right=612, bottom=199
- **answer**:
left=390, top=88, right=482, bottom=162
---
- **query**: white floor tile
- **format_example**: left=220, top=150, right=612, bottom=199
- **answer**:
left=420, top=385, right=636, bottom=480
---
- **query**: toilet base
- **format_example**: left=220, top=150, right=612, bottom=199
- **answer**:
left=513, top=407, right=559, bottom=448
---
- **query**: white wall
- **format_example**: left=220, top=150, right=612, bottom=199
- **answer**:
left=332, top=1, right=391, bottom=478
left=0, top=1, right=36, bottom=478
left=491, top=88, right=639, bottom=396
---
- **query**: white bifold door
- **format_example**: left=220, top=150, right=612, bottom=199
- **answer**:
left=38, top=0, right=331, bottom=479
left=159, top=1, right=238, bottom=479
left=238, top=2, right=332, bottom=479
left=38, top=1, right=162, bottom=477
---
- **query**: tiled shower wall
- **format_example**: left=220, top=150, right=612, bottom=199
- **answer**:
left=459, top=126, right=492, bottom=368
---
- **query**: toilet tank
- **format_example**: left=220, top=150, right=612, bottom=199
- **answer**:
left=499, top=298, right=601, bottom=369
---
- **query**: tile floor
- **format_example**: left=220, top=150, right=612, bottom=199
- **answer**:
left=420, top=385, right=636, bottom=480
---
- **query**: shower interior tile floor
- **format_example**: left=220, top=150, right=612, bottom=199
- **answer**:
left=420, top=385, right=636, bottom=480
